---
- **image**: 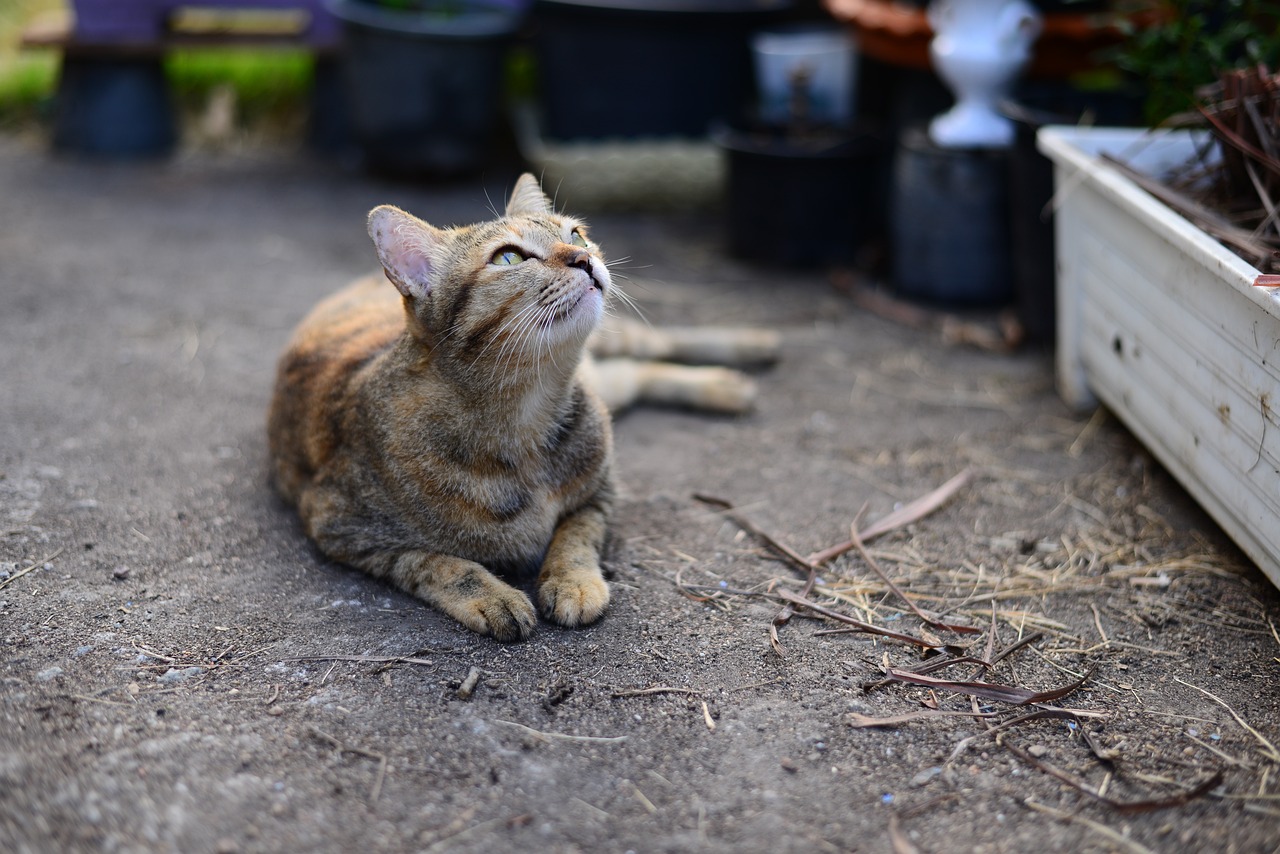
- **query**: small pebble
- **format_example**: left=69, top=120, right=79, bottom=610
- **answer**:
left=157, top=666, right=203, bottom=684
left=36, top=666, right=63, bottom=683
left=909, top=766, right=942, bottom=787
left=780, top=757, right=798, bottom=773
left=112, top=566, right=130, bottom=580
left=1028, top=744, right=1049, bottom=758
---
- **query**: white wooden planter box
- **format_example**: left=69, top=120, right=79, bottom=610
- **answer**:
left=1038, top=126, right=1280, bottom=589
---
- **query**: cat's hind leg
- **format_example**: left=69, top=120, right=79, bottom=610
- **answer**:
left=587, top=357, right=758, bottom=414
left=298, top=485, right=537, bottom=641
left=591, top=318, right=780, bottom=367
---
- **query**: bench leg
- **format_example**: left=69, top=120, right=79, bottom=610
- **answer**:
left=307, top=56, right=350, bottom=155
left=53, top=55, right=176, bottom=157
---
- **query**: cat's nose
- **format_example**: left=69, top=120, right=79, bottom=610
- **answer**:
left=565, top=247, right=593, bottom=274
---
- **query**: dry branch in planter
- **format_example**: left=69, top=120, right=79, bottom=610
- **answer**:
left=1147, top=66, right=1280, bottom=272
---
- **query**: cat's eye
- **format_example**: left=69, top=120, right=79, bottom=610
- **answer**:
left=492, top=248, right=524, bottom=266
left=570, top=230, right=589, bottom=248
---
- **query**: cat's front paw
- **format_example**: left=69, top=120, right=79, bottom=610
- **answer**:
left=438, top=575, right=536, bottom=642
left=471, top=588, right=538, bottom=642
left=538, top=570, right=609, bottom=628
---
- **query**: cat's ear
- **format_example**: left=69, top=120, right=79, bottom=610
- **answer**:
left=505, top=173, right=554, bottom=217
left=367, top=205, right=440, bottom=301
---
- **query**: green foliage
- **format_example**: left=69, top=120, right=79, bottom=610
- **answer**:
left=165, top=49, right=313, bottom=128
left=0, top=0, right=59, bottom=128
left=1113, top=0, right=1280, bottom=124
left=0, top=1, right=313, bottom=136
left=0, top=52, right=55, bottom=127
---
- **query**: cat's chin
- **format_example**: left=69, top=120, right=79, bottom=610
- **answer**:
left=552, top=284, right=605, bottom=342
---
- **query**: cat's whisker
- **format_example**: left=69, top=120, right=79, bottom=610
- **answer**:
left=551, top=177, right=564, bottom=213
left=478, top=300, right=552, bottom=391
left=499, top=301, right=558, bottom=389
left=483, top=299, right=548, bottom=386
left=608, top=283, right=649, bottom=326
left=476, top=303, right=535, bottom=366
left=499, top=298, right=563, bottom=382
left=604, top=260, right=651, bottom=273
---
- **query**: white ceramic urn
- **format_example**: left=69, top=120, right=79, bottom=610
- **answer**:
left=927, top=0, right=1042, bottom=148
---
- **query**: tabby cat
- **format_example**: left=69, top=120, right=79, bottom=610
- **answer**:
left=268, top=174, right=777, bottom=641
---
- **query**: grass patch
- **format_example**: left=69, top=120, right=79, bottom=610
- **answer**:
left=0, top=1, right=317, bottom=139
left=166, top=49, right=315, bottom=131
left=0, top=0, right=60, bottom=129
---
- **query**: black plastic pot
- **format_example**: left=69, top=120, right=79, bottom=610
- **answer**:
left=891, top=126, right=1012, bottom=306
left=1003, top=83, right=1145, bottom=344
left=531, top=0, right=794, bottom=140
left=714, top=122, right=885, bottom=268
left=329, top=0, right=524, bottom=176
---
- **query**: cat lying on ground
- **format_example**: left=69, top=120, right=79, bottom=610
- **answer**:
left=267, top=174, right=777, bottom=640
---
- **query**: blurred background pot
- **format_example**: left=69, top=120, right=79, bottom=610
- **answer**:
left=751, top=24, right=857, bottom=126
left=530, top=0, right=794, bottom=141
left=715, top=122, right=885, bottom=268
left=329, top=0, right=527, bottom=176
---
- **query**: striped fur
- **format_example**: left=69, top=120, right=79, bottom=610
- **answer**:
left=268, top=175, right=614, bottom=641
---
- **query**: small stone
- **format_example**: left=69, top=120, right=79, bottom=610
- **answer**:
left=909, top=766, right=942, bottom=787
left=780, top=757, right=798, bottom=773
left=112, top=566, right=130, bottom=580
left=36, top=666, right=63, bottom=683
left=266, top=706, right=285, bottom=717
left=157, top=666, right=203, bottom=684
left=1028, top=744, right=1049, bottom=758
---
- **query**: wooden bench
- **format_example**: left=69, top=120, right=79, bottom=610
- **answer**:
left=22, top=2, right=343, bottom=156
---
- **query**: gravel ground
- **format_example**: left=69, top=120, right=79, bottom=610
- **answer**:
left=2, top=136, right=1278, bottom=853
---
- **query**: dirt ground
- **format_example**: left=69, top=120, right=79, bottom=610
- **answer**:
left=2, top=134, right=1279, bottom=854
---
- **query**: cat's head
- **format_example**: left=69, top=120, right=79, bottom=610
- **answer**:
left=366, top=174, right=611, bottom=372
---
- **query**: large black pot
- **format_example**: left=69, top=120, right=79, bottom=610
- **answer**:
left=891, top=126, right=1012, bottom=307
left=714, top=122, right=886, bottom=268
left=531, top=0, right=794, bottom=140
left=1002, top=82, right=1145, bottom=344
left=330, top=0, right=525, bottom=176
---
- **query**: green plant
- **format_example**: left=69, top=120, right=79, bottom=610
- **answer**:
left=0, top=0, right=60, bottom=128
left=1112, top=0, right=1280, bottom=125
left=166, top=49, right=313, bottom=130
